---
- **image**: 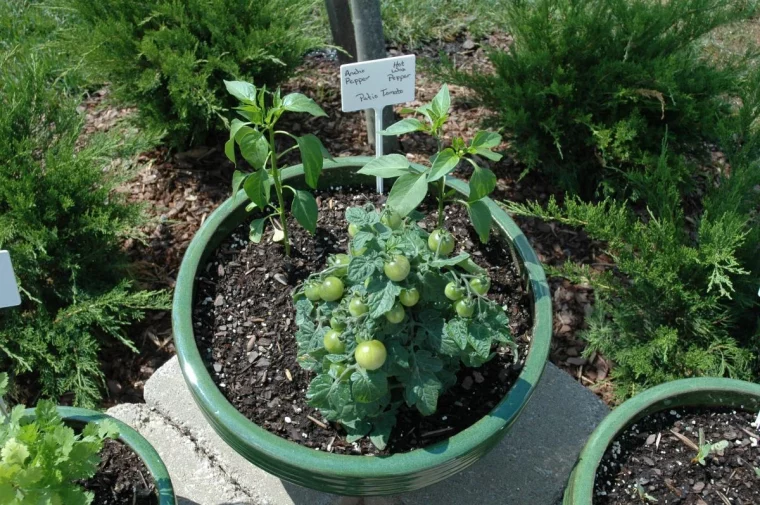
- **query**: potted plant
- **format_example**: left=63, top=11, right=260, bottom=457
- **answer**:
left=0, top=374, right=176, bottom=505
left=172, top=83, right=552, bottom=495
left=564, top=377, right=760, bottom=504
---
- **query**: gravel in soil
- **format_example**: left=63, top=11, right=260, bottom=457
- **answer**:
left=191, top=187, right=532, bottom=455
left=595, top=408, right=760, bottom=505
left=81, top=439, right=158, bottom=505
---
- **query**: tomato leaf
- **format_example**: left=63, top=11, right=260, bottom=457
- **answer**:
left=351, top=369, right=388, bottom=403
left=291, top=190, right=318, bottom=234
left=369, top=413, right=396, bottom=450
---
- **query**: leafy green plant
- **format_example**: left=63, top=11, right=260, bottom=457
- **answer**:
left=292, top=205, right=515, bottom=448
left=692, top=428, right=729, bottom=465
left=439, top=0, right=759, bottom=196
left=503, top=137, right=759, bottom=398
left=754, top=466, right=760, bottom=478
left=634, top=482, right=657, bottom=503
left=223, top=80, right=332, bottom=256
left=61, top=0, right=323, bottom=147
left=357, top=85, right=502, bottom=243
left=0, top=373, right=119, bottom=505
left=0, top=46, right=169, bottom=407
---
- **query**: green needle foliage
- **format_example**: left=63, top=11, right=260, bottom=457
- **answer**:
left=440, top=0, right=759, bottom=196
left=224, top=80, right=332, bottom=256
left=293, top=205, right=513, bottom=449
left=0, top=373, right=119, bottom=505
left=61, top=0, right=323, bottom=147
left=0, top=46, right=169, bottom=407
left=359, top=85, right=502, bottom=242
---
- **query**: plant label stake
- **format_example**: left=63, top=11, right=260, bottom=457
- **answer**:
left=0, top=251, right=21, bottom=308
left=340, top=54, right=416, bottom=193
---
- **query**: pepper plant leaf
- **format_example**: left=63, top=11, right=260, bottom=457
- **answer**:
left=297, top=134, right=324, bottom=189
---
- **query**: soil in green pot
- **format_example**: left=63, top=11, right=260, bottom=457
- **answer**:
left=595, top=408, right=760, bottom=504
left=81, top=439, right=158, bottom=505
left=192, top=186, right=533, bottom=455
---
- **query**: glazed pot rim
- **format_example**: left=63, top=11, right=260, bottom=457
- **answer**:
left=172, top=156, right=553, bottom=477
left=565, top=377, right=760, bottom=505
left=23, top=406, right=176, bottom=505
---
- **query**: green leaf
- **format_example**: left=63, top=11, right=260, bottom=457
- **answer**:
left=249, top=218, right=267, bottom=243
left=382, top=118, right=425, bottom=136
left=428, top=148, right=461, bottom=182
left=232, top=170, right=249, bottom=195
left=367, top=279, right=402, bottom=319
left=283, top=93, right=327, bottom=117
left=443, top=318, right=470, bottom=351
left=387, top=173, right=429, bottom=217
left=0, top=372, right=8, bottom=397
left=429, top=252, right=470, bottom=268
left=469, top=166, right=497, bottom=202
left=431, top=84, right=451, bottom=119
left=292, top=190, right=318, bottom=234
left=243, top=170, right=270, bottom=209
left=347, top=255, right=383, bottom=283
left=1, top=438, right=29, bottom=466
left=369, top=413, right=396, bottom=450
left=357, top=154, right=412, bottom=178
left=345, top=206, right=379, bottom=226
left=344, top=419, right=372, bottom=442
left=226, top=119, right=249, bottom=163
left=471, top=131, right=501, bottom=149
left=474, top=147, right=503, bottom=162
left=351, top=230, right=377, bottom=251
left=297, top=134, right=324, bottom=189
left=468, top=323, right=492, bottom=359
left=467, top=200, right=492, bottom=243
left=351, top=369, right=388, bottom=403
left=239, top=129, right=269, bottom=169
left=224, top=80, right=257, bottom=104
left=306, top=374, right=333, bottom=408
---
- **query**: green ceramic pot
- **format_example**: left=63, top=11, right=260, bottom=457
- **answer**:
left=172, top=156, right=552, bottom=495
left=22, top=406, right=176, bottom=504
left=564, top=377, right=760, bottom=504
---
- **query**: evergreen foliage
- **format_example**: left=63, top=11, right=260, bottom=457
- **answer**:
left=61, top=0, right=323, bottom=147
left=0, top=45, right=169, bottom=407
left=441, top=0, right=759, bottom=196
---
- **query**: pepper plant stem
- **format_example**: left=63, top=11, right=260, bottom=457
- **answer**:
left=268, top=126, right=291, bottom=256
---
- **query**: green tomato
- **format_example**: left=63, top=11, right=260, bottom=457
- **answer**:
left=470, top=276, right=491, bottom=295
left=330, top=363, right=348, bottom=381
left=330, top=316, right=346, bottom=331
left=323, top=329, right=346, bottom=354
left=348, top=223, right=359, bottom=237
left=384, top=254, right=410, bottom=282
left=428, top=229, right=455, bottom=256
left=304, top=282, right=321, bottom=301
left=348, top=297, right=368, bottom=317
left=354, top=340, right=387, bottom=371
left=399, top=287, right=420, bottom=307
left=329, top=253, right=350, bottom=277
left=319, top=276, right=344, bottom=302
left=455, top=298, right=475, bottom=318
left=381, top=211, right=403, bottom=230
left=384, top=303, right=405, bottom=324
left=445, top=282, right=465, bottom=301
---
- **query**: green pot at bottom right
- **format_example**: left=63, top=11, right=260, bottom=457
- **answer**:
left=564, top=377, right=760, bottom=504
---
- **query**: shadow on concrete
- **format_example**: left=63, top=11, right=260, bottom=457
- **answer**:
left=279, top=364, right=608, bottom=505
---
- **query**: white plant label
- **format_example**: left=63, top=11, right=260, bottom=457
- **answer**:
left=340, top=55, right=416, bottom=113
left=0, top=251, right=21, bottom=308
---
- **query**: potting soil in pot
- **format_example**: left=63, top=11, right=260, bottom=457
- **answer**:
left=81, top=439, right=158, bottom=505
left=595, top=408, right=760, bottom=504
left=192, top=186, right=533, bottom=455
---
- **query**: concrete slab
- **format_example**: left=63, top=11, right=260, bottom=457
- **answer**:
left=141, top=356, right=609, bottom=505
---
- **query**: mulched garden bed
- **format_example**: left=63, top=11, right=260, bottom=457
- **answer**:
left=191, top=186, right=533, bottom=455
left=81, top=439, right=158, bottom=505
left=595, top=408, right=760, bottom=504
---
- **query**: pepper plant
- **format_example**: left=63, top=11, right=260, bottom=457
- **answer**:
left=357, top=84, right=502, bottom=243
left=0, top=373, right=119, bottom=504
left=292, top=205, right=516, bottom=449
left=224, top=80, right=332, bottom=256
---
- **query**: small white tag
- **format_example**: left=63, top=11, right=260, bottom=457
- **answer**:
left=340, top=55, right=416, bottom=112
left=0, top=251, right=21, bottom=308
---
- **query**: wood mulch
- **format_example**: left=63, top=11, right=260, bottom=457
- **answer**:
left=87, top=32, right=616, bottom=408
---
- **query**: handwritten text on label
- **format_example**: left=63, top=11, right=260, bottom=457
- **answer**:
left=340, top=55, right=416, bottom=112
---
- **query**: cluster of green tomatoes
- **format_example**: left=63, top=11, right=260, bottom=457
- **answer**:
left=299, top=213, right=492, bottom=374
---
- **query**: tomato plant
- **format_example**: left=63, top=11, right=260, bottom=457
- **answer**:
left=224, top=81, right=332, bottom=256
left=293, top=205, right=515, bottom=450
left=428, top=229, right=455, bottom=257
left=356, top=84, right=502, bottom=243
